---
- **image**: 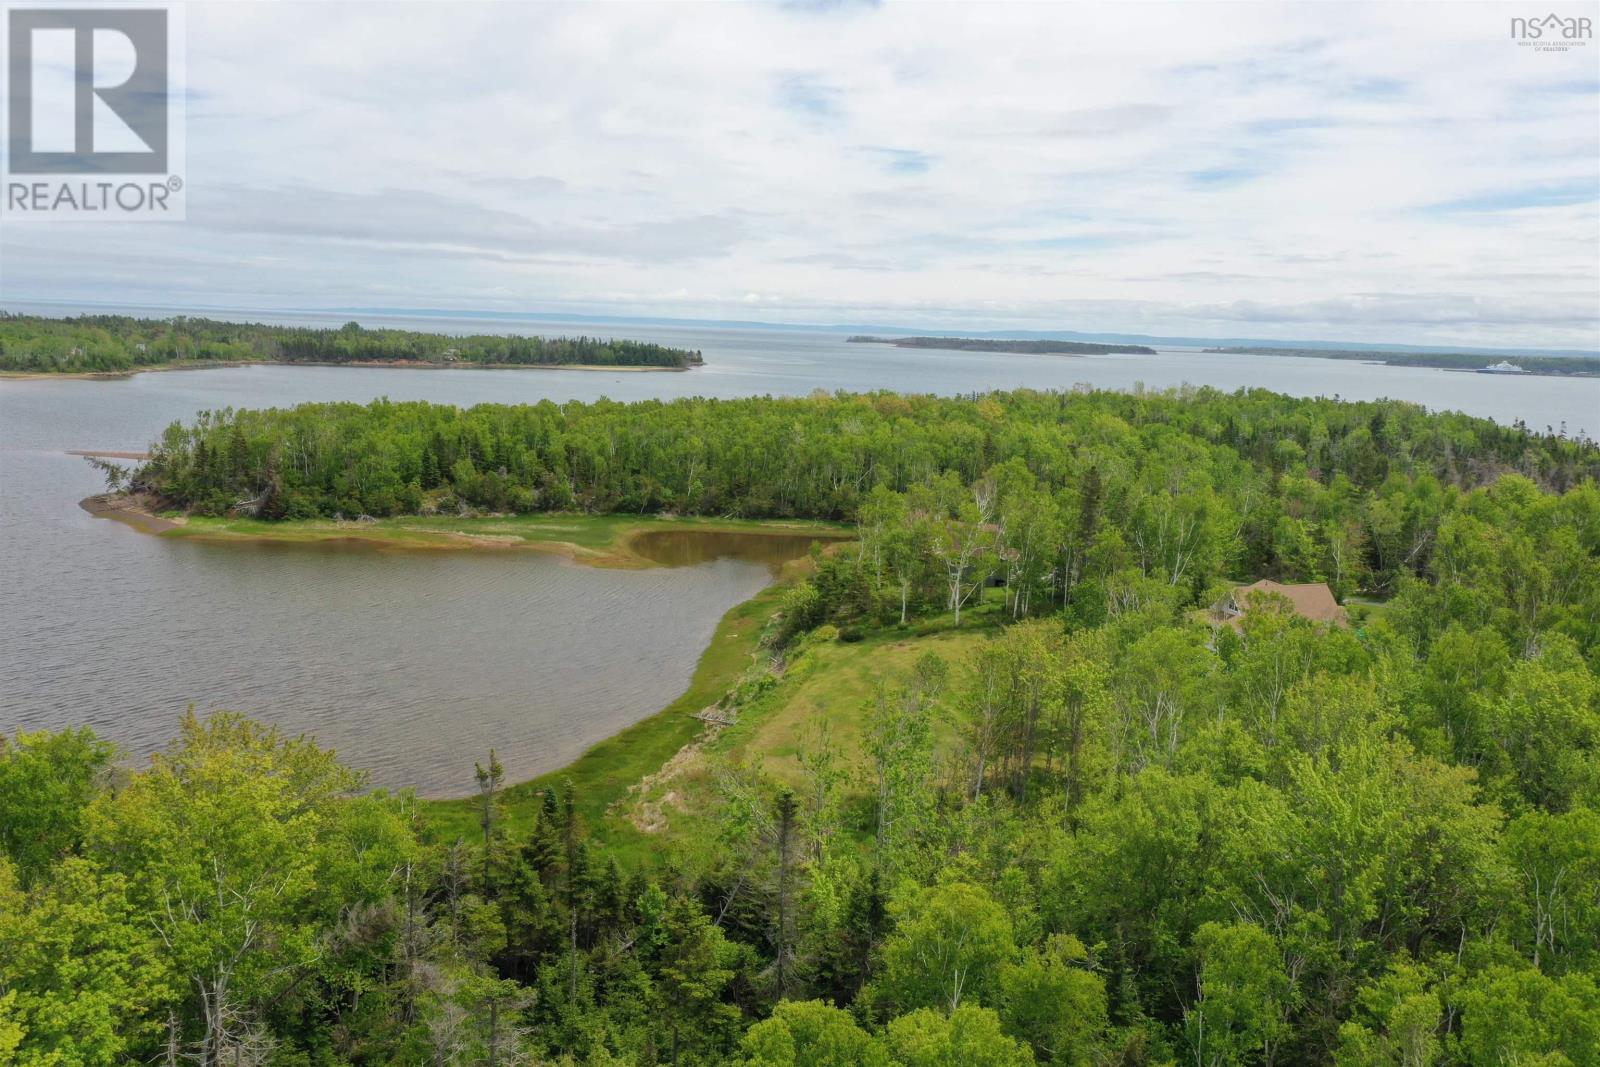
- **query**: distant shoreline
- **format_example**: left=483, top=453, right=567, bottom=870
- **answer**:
left=848, top=335, right=1158, bottom=356
left=1203, top=346, right=1600, bottom=379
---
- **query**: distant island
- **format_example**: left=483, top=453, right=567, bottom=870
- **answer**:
left=848, top=335, right=1157, bottom=355
left=1204, top=346, right=1600, bottom=378
left=0, top=312, right=704, bottom=375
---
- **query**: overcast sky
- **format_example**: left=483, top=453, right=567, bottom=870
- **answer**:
left=3, top=1, right=1598, bottom=347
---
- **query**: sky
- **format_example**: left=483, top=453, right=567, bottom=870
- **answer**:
left=2, top=0, right=1598, bottom=348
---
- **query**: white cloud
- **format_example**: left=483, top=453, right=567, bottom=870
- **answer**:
left=3, top=0, right=1596, bottom=348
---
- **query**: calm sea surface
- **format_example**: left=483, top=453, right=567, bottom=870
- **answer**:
left=3, top=315, right=1595, bottom=794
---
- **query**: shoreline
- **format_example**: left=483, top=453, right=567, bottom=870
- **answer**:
left=79, top=493, right=186, bottom=534
left=4, top=358, right=697, bottom=381
left=418, top=571, right=799, bottom=818
left=79, top=491, right=842, bottom=810
left=79, top=492, right=849, bottom=568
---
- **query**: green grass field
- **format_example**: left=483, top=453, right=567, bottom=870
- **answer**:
left=613, top=611, right=1002, bottom=868
left=161, top=511, right=846, bottom=566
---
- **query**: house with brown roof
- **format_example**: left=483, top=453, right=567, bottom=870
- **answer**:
left=1217, top=579, right=1348, bottom=629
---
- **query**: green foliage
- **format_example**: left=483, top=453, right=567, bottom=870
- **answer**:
left=79, top=712, right=413, bottom=1063
left=998, top=935, right=1109, bottom=1065
left=1445, top=964, right=1600, bottom=1066
left=740, top=1000, right=891, bottom=1067
left=874, top=880, right=1016, bottom=1014
left=0, top=856, right=171, bottom=1064
left=883, top=1005, right=1035, bottom=1067
left=650, top=894, right=748, bottom=1063
left=0, top=994, right=21, bottom=1062
left=1335, top=961, right=1443, bottom=1067
left=0, top=727, right=114, bottom=883
left=1185, top=921, right=1292, bottom=1067
left=1503, top=807, right=1600, bottom=974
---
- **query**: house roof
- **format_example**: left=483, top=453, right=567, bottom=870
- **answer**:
left=1232, top=579, right=1348, bottom=626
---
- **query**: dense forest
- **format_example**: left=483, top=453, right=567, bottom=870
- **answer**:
left=847, top=337, right=1157, bottom=356
left=1203, top=347, right=1600, bottom=379
left=10, top=385, right=1599, bottom=1064
left=127, top=387, right=1596, bottom=600
left=0, top=313, right=703, bottom=373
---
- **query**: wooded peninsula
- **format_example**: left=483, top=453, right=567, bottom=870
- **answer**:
left=848, top=336, right=1157, bottom=355
left=0, top=312, right=704, bottom=374
left=10, top=385, right=1600, bottom=1064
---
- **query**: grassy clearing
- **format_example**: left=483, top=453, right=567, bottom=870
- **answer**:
left=602, top=595, right=1008, bottom=867
left=420, top=585, right=1009, bottom=868
left=160, top=511, right=847, bottom=567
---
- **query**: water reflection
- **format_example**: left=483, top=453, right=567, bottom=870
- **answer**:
left=628, top=528, right=846, bottom=570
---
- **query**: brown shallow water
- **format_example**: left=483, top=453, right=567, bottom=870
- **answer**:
left=628, top=528, right=847, bottom=568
